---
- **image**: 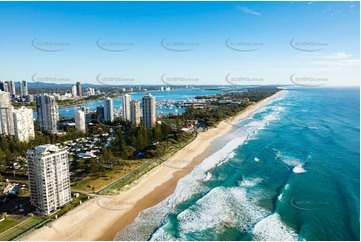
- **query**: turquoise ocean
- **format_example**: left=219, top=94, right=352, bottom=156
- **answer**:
left=115, top=87, right=360, bottom=241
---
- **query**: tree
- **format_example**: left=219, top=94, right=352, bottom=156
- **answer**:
left=2, top=212, right=7, bottom=219
left=110, top=129, right=129, bottom=159
left=152, top=125, right=163, bottom=142
left=137, top=124, right=150, bottom=151
left=127, top=124, right=138, bottom=147
left=117, top=133, right=129, bottom=159
left=160, top=123, right=172, bottom=139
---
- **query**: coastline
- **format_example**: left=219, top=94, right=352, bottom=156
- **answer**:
left=20, top=90, right=285, bottom=241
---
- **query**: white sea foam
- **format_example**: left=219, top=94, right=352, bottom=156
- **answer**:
left=216, top=150, right=242, bottom=168
left=285, top=184, right=290, bottom=190
left=293, top=165, right=307, bottom=173
left=251, top=213, right=298, bottom=241
left=281, top=155, right=303, bottom=167
left=239, top=177, right=263, bottom=187
left=278, top=193, right=283, bottom=201
left=174, top=187, right=269, bottom=235
left=244, top=113, right=278, bottom=137
left=272, top=106, right=285, bottom=112
left=273, top=148, right=283, bottom=159
left=308, top=126, right=318, bottom=129
left=204, top=172, right=212, bottom=181
left=149, top=225, right=176, bottom=241
left=279, top=154, right=307, bottom=173
left=228, top=151, right=236, bottom=159
left=115, top=201, right=170, bottom=240
left=254, top=157, right=260, bottom=162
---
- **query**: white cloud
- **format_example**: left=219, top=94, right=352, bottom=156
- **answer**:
left=311, top=59, right=360, bottom=66
left=311, top=52, right=360, bottom=66
left=237, top=7, right=261, bottom=16
left=322, top=52, right=351, bottom=60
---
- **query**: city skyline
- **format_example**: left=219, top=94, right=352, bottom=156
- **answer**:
left=0, top=1, right=359, bottom=86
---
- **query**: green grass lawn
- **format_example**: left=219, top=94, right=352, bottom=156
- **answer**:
left=0, top=216, right=45, bottom=241
left=0, top=218, right=20, bottom=234
left=71, top=159, right=148, bottom=192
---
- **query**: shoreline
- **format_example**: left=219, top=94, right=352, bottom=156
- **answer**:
left=20, top=90, right=285, bottom=241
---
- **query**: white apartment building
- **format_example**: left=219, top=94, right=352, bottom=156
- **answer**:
left=122, top=94, right=131, bottom=121
left=85, top=87, right=95, bottom=96
left=26, top=144, right=71, bottom=215
left=74, top=110, right=86, bottom=133
left=20, top=80, right=28, bottom=97
left=71, top=85, right=77, bottom=98
left=130, top=100, right=141, bottom=126
left=142, top=93, right=156, bottom=128
left=0, top=90, right=14, bottom=135
left=13, top=106, right=35, bottom=142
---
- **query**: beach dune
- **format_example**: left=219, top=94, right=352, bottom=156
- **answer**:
left=20, top=91, right=284, bottom=241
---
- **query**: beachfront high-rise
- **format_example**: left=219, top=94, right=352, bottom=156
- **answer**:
left=130, top=100, right=141, bottom=126
left=19, top=80, right=28, bottom=97
left=76, top=82, right=82, bottom=97
left=13, top=106, right=35, bottom=142
left=142, top=93, right=156, bottom=128
left=74, top=110, right=86, bottom=133
left=26, top=144, right=71, bottom=215
left=36, top=94, right=59, bottom=133
left=0, top=90, right=14, bottom=136
left=104, top=97, right=114, bottom=122
left=122, top=94, right=131, bottom=122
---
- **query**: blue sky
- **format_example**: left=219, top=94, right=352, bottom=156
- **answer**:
left=0, top=1, right=359, bottom=86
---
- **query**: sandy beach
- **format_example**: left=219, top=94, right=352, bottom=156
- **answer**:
left=21, top=90, right=284, bottom=241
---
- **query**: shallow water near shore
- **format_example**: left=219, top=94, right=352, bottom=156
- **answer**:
left=115, top=88, right=360, bottom=241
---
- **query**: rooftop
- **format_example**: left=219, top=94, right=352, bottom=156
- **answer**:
left=32, top=144, right=67, bottom=156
